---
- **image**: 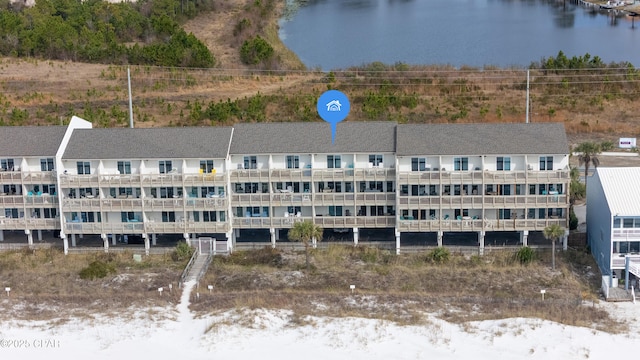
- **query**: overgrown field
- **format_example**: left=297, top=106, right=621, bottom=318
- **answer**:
left=1, top=57, right=639, bottom=142
left=193, top=245, right=625, bottom=332
left=0, top=247, right=187, bottom=320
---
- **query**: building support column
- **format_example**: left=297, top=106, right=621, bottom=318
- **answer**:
left=152, top=233, right=157, bottom=246
left=26, top=230, right=33, bottom=246
left=79, top=233, right=83, bottom=239
left=101, top=234, right=109, bottom=253
left=144, top=234, right=149, bottom=256
left=562, top=229, right=569, bottom=251
left=37, top=229, right=42, bottom=242
left=71, top=233, right=77, bottom=247
left=111, top=234, right=116, bottom=246
left=312, top=236, right=317, bottom=249
left=353, top=227, right=359, bottom=246
left=183, top=233, right=190, bottom=246
left=270, top=228, right=276, bottom=248
left=437, top=231, right=443, bottom=247
left=521, top=230, right=529, bottom=247
left=395, top=229, right=401, bottom=255
left=0, top=230, right=4, bottom=242
left=62, top=235, right=69, bottom=255
left=478, top=231, right=485, bottom=256
left=227, top=230, right=235, bottom=253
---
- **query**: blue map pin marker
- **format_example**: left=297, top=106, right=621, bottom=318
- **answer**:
left=317, top=90, right=350, bottom=144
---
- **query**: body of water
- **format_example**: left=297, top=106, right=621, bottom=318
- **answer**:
left=279, top=0, right=640, bottom=70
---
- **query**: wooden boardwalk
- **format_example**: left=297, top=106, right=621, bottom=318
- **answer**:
left=607, top=287, right=634, bottom=302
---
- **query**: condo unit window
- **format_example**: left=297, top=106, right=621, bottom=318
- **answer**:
left=243, top=156, right=257, bottom=169
left=4, top=208, right=19, bottom=218
left=497, top=157, right=511, bottom=171
left=1, top=158, right=15, bottom=171
left=345, top=182, right=352, bottom=193
left=117, top=161, right=132, bottom=174
left=453, top=157, right=468, bottom=171
left=80, top=212, right=99, bottom=223
left=370, top=205, right=384, bottom=216
left=329, top=206, right=343, bottom=216
left=77, top=161, right=91, bottom=175
left=203, top=211, right=217, bottom=222
left=286, top=155, right=300, bottom=169
left=539, top=156, right=553, bottom=171
left=498, top=209, right=511, bottom=219
left=193, top=211, right=200, bottom=222
left=327, top=155, right=341, bottom=169
left=369, top=155, right=383, bottom=167
left=287, top=206, right=301, bottom=215
left=327, top=182, right=341, bottom=193
left=43, top=208, right=57, bottom=219
left=411, top=157, right=427, bottom=171
left=200, top=160, right=214, bottom=173
left=455, top=209, right=470, bottom=218
left=40, top=158, right=54, bottom=171
left=159, top=160, right=172, bottom=174
left=159, top=187, right=174, bottom=198
left=162, top=211, right=176, bottom=222
left=121, top=212, right=135, bottom=222
left=3, top=185, right=17, bottom=195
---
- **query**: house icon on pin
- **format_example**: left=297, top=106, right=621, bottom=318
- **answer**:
left=326, top=100, right=342, bottom=112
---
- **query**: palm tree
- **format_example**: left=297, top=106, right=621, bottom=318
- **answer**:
left=573, top=141, right=601, bottom=188
left=543, top=224, right=564, bottom=270
left=288, top=220, right=323, bottom=271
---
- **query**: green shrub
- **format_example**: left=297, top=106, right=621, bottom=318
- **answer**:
left=569, top=207, right=579, bottom=231
left=172, top=241, right=194, bottom=262
left=427, top=247, right=450, bottom=264
left=516, top=246, right=535, bottom=265
left=240, top=36, right=274, bottom=65
left=79, top=260, right=116, bottom=280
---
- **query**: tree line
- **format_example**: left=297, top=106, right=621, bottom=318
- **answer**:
left=0, top=0, right=215, bottom=67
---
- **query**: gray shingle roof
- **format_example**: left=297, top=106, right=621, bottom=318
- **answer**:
left=0, top=126, right=67, bottom=157
left=396, top=123, right=569, bottom=156
left=229, top=121, right=397, bottom=154
left=62, top=127, right=233, bottom=159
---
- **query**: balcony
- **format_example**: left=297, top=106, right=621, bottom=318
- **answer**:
left=611, top=254, right=640, bottom=269
left=24, top=194, right=58, bottom=207
left=0, top=195, right=24, bottom=206
left=0, top=217, right=59, bottom=230
left=312, top=192, right=355, bottom=205
left=269, top=168, right=312, bottom=182
left=0, top=170, right=22, bottom=182
left=229, top=169, right=270, bottom=182
left=182, top=221, right=230, bottom=233
left=396, top=169, right=570, bottom=185
left=315, top=216, right=394, bottom=228
left=612, top=228, right=640, bottom=241
left=99, top=174, right=142, bottom=186
left=143, top=198, right=186, bottom=211
left=231, top=215, right=394, bottom=229
left=184, top=197, right=228, bottom=210
left=182, top=173, right=225, bottom=186
left=526, top=170, right=570, bottom=183
left=397, top=218, right=566, bottom=232
left=354, top=192, right=395, bottom=203
left=62, top=198, right=103, bottom=211
left=59, top=174, right=100, bottom=187
left=270, top=192, right=312, bottom=206
left=65, top=222, right=145, bottom=234
left=230, top=193, right=271, bottom=206
left=101, top=198, right=144, bottom=211
left=397, top=194, right=568, bottom=209
left=141, top=173, right=183, bottom=186
left=22, top=171, right=56, bottom=184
